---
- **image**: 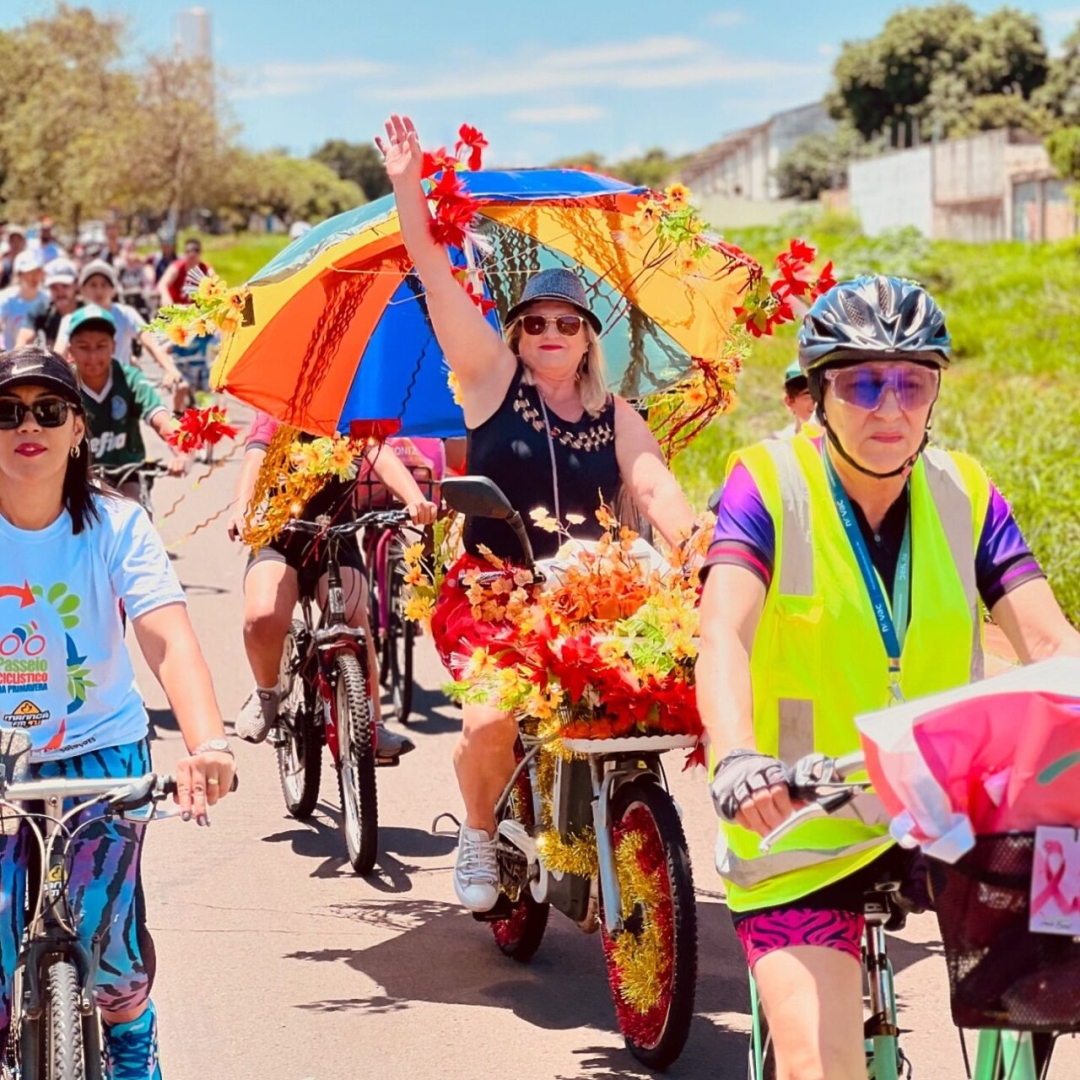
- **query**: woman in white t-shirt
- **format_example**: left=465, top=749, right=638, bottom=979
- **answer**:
left=0, top=345, right=235, bottom=1079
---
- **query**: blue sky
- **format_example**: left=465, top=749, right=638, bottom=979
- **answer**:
left=7, top=1, right=1080, bottom=165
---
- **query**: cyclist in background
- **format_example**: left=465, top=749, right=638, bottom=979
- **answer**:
left=157, top=237, right=211, bottom=308
left=228, top=412, right=438, bottom=759
left=0, top=225, right=27, bottom=290
left=697, top=275, right=1080, bottom=1080
left=0, top=345, right=235, bottom=1080
left=15, top=258, right=83, bottom=350
left=56, top=261, right=186, bottom=409
left=776, top=358, right=817, bottom=439
left=0, top=251, right=47, bottom=350
left=64, top=306, right=188, bottom=500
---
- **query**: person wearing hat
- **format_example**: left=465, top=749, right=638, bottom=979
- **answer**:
left=64, top=305, right=188, bottom=498
left=379, top=113, right=698, bottom=913
left=0, top=250, right=47, bottom=350
left=696, top=275, right=1080, bottom=1080
left=15, top=258, right=83, bottom=350
left=56, top=260, right=185, bottom=404
left=0, top=344, right=235, bottom=1078
left=0, top=225, right=27, bottom=290
left=777, top=358, right=818, bottom=439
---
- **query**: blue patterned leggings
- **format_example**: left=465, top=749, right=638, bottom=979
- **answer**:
left=0, top=741, right=156, bottom=1060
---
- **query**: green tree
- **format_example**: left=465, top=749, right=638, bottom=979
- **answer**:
left=1045, top=127, right=1080, bottom=182
left=828, top=4, right=1049, bottom=143
left=1034, top=26, right=1080, bottom=126
left=311, top=139, right=392, bottom=202
left=0, top=4, right=139, bottom=231
left=775, top=125, right=870, bottom=200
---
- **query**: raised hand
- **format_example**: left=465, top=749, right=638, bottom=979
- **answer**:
left=376, top=114, right=423, bottom=187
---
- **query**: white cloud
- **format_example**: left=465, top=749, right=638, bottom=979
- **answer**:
left=372, top=35, right=825, bottom=102
left=509, top=104, right=609, bottom=124
left=543, top=35, right=701, bottom=67
left=231, top=57, right=390, bottom=100
left=708, top=12, right=747, bottom=27
left=1046, top=8, right=1080, bottom=24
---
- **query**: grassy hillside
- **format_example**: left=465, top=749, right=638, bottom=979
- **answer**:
left=673, top=216, right=1080, bottom=622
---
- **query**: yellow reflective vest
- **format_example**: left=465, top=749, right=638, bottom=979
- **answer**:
left=719, top=434, right=991, bottom=912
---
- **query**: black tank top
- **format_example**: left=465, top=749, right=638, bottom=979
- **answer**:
left=463, top=364, right=621, bottom=560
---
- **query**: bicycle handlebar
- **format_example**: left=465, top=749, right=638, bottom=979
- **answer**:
left=97, top=460, right=170, bottom=485
left=759, top=751, right=872, bottom=854
left=1, top=771, right=238, bottom=808
left=281, top=509, right=413, bottom=538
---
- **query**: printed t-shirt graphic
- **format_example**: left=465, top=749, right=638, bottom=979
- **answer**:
left=80, top=360, right=167, bottom=467
left=0, top=496, right=184, bottom=759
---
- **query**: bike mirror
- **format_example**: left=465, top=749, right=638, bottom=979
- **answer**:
left=440, top=476, right=516, bottom=520
left=0, top=729, right=31, bottom=836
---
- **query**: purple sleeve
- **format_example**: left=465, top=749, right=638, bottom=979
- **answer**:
left=976, top=483, right=1044, bottom=610
left=700, top=462, right=776, bottom=586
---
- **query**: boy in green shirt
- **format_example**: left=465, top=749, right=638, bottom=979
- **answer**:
left=65, top=305, right=188, bottom=499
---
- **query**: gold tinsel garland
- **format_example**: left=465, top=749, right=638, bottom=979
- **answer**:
left=242, top=424, right=346, bottom=554
left=611, top=828, right=669, bottom=1014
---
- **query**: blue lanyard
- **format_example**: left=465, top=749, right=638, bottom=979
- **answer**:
left=823, top=449, right=911, bottom=700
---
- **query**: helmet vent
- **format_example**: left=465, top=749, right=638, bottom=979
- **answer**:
left=839, top=290, right=867, bottom=329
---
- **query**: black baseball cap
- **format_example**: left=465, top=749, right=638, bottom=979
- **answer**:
left=0, top=347, right=82, bottom=406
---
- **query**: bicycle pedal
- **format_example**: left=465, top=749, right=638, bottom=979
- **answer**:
left=375, top=755, right=401, bottom=768
left=470, top=895, right=516, bottom=922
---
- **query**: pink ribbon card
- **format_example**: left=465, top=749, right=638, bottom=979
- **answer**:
left=1030, top=826, right=1080, bottom=936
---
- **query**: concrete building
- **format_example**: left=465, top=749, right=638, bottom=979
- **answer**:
left=176, top=7, right=212, bottom=62
left=848, top=129, right=1075, bottom=242
left=679, top=102, right=836, bottom=203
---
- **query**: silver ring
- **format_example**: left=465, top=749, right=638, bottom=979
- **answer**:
left=207, top=777, right=220, bottom=786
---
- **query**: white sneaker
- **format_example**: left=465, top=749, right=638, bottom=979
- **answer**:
left=454, top=824, right=499, bottom=912
left=235, top=687, right=281, bottom=744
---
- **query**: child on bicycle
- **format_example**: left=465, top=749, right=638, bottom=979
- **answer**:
left=65, top=305, right=188, bottom=501
left=229, top=412, right=438, bottom=759
left=0, top=345, right=236, bottom=1079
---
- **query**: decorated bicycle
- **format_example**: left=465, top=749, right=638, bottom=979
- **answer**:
left=412, top=474, right=706, bottom=1068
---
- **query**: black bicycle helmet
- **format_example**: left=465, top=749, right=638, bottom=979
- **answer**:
left=798, top=275, right=951, bottom=374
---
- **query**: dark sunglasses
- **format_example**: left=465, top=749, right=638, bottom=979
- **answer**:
left=0, top=398, right=74, bottom=430
left=519, top=314, right=584, bottom=337
left=824, top=364, right=940, bottom=412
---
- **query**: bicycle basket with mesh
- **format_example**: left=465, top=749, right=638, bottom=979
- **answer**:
left=928, top=833, right=1080, bottom=1032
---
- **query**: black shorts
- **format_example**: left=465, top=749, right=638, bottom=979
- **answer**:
left=245, top=531, right=366, bottom=597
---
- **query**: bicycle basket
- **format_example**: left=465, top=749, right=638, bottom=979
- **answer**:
left=0, top=728, right=31, bottom=835
left=928, top=833, right=1080, bottom=1032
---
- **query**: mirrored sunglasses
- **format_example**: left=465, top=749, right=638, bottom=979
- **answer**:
left=825, top=364, right=940, bottom=412
left=519, top=314, right=585, bottom=337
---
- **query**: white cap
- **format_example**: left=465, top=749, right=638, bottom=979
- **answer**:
left=44, top=258, right=77, bottom=286
left=78, top=258, right=119, bottom=289
left=13, top=250, right=43, bottom=274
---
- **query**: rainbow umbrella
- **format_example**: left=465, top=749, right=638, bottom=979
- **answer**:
left=211, top=169, right=759, bottom=438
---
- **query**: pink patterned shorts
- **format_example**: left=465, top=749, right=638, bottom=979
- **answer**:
left=735, top=907, right=864, bottom=970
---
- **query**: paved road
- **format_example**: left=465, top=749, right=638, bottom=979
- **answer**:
left=131, top=431, right=1078, bottom=1080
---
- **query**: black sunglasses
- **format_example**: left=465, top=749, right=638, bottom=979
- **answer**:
left=519, top=314, right=584, bottom=337
left=0, top=398, right=74, bottom=430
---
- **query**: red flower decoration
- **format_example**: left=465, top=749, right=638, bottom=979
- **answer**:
left=421, top=147, right=458, bottom=180
left=167, top=407, right=238, bottom=454
left=455, top=124, right=489, bottom=171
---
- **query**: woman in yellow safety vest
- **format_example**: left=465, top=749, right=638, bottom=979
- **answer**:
left=696, top=275, right=1080, bottom=1080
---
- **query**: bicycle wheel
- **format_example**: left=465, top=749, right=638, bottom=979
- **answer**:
left=384, top=564, right=414, bottom=724
left=601, top=777, right=697, bottom=1071
left=275, top=620, right=321, bottom=820
left=491, top=749, right=549, bottom=963
left=45, top=959, right=85, bottom=1080
left=334, top=651, right=379, bottom=875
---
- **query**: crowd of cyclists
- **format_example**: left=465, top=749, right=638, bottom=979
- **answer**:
left=0, top=112, right=1078, bottom=1079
